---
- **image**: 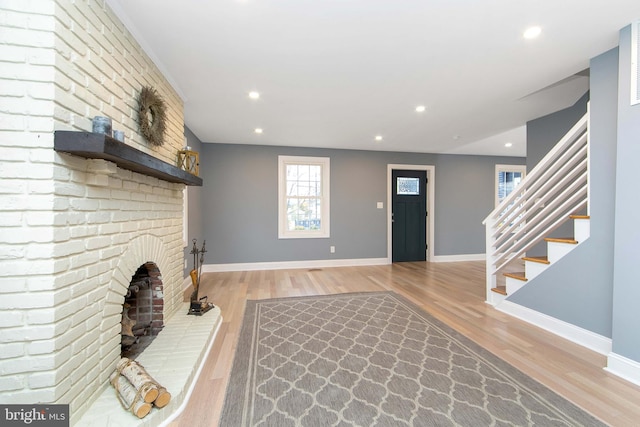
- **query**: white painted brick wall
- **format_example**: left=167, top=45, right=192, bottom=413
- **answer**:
left=1, top=1, right=188, bottom=424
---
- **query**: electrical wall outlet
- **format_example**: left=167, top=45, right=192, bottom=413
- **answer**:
left=330, top=246, right=336, bottom=253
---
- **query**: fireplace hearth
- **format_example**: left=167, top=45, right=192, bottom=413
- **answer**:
left=77, top=302, right=222, bottom=426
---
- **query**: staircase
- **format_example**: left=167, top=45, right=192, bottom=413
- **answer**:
left=490, top=215, right=590, bottom=303
left=483, top=106, right=590, bottom=306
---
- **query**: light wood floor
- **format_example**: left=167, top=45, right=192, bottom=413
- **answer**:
left=168, top=261, right=640, bottom=427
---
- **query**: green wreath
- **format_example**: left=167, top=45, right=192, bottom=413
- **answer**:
left=138, top=86, right=167, bottom=146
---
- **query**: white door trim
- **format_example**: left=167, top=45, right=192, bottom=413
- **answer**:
left=387, top=164, right=435, bottom=263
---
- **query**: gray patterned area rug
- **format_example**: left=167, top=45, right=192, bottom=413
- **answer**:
left=219, top=292, right=605, bottom=427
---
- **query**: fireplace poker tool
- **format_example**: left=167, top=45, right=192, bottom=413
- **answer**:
left=188, top=239, right=214, bottom=316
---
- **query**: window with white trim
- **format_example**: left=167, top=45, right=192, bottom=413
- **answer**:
left=495, top=164, right=526, bottom=207
left=495, top=164, right=526, bottom=230
left=278, top=156, right=330, bottom=239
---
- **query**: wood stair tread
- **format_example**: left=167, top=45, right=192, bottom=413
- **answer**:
left=522, top=256, right=550, bottom=264
left=503, top=271, right=528, bottom=281
left=491, top=286, right=507, bottom=295
left=570, top=214, right=590, bottom=220
left=544, top=237, right=578, bottom=244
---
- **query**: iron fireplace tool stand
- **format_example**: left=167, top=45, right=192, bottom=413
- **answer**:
left=188, top=239, right=214, bottom=315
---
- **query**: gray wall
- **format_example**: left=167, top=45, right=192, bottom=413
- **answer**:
left=197, top=143, right=523, bottom=264
left=612, top=26, right=640, bottom=361
left=434, top=155, right=510, bottom=255
left=509, top=47, right=620, bottom=338
left=526, top=92, right=589, bottom=171
left=183, top=127, right=205, bottom=277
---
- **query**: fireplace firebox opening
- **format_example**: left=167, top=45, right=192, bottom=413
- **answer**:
left=121, top=262, right=164, bottom=359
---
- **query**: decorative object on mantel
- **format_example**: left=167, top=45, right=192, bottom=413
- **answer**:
left=92, top=116, right=112, bottom=136
left=110, top=357, right=171, bottom=419
left=188, top=239, right=215, bottom=315
left=177, top=147, right=200, bottom=176
left=113, top=129, right=125, bottom=142
left=138, top=86, right=167, bottom=146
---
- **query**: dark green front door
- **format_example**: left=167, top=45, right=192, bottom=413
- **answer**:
left=392, top=169, right=427, bottom=262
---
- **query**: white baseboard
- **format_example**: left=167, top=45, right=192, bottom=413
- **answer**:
left=497, top=300, right=612, bottom=355
left=202, top=255, right=486, bottom=272
left=605, top=353, right=640, bottom=387
left=431, top=253, right=485, bottom=262
left=182, top=275, right=192, bottom=291
left=202, top=257, right=389, bottom=273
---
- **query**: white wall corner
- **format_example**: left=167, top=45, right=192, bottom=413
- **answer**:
left=497, top=301, right=612, bottom=355
left=630, top=20, right=640, bottom=106
left=605, top=353, right=640, bottom=387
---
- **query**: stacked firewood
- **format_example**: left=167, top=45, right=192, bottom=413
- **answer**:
left=110, top=357, right=171, bottom=418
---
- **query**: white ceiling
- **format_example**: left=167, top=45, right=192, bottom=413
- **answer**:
left=107, top=1, right=640, bottom=157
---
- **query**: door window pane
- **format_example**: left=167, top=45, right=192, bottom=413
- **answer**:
left=397, top=177, right=420, bottom=195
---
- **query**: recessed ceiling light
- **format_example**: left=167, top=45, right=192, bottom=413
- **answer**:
left=523, top=26, right=542, bottom=39
left=415, top=105, right=426, bottom=113
left=254, top=128, right=263, bottom=134
left=375, top=135, right=383, bottom=141
left=505, top=142, right=513, bottom=147
left=249, top=91, right=260, bottom=100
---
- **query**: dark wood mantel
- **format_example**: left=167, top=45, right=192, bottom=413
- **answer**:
left=54, top=131, right=203, bottom=186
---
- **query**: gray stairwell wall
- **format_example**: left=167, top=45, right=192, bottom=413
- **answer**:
left=508, top=47, right=619, bottom=339
left=193, top=143, right=523, bottom=265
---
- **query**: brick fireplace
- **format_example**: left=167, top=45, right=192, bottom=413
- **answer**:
left=0, top=1, right=211, bottom=425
